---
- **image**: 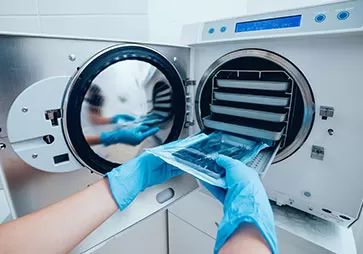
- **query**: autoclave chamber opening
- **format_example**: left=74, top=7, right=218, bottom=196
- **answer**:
left=196, top=49, right=315, bottom=163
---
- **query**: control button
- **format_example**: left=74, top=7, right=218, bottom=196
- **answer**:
left=208, top=28, right=215, bottom=34
left=220, top=26, right=227, bottom=32
left=315, top=14, right=326, bottom=23
left=337, top=10, right=350, bottom=20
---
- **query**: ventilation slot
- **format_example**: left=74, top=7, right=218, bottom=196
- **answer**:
left=203, top=70, right=295, bottom=148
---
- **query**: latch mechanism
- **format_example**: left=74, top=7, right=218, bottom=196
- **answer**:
left=311, top=145, right=325, bottom=161
left=184, top=79, right=196, bottom=128
left=45, top=109, right=62, bottom=127
left=320, top=106, right=334, bottom=120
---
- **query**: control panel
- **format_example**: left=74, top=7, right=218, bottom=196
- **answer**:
left=201, top=1, right=363, bottom=42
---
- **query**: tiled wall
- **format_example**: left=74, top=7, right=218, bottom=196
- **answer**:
left=148, top=0, right=248, bottom=44
left=0, top=0, right=149, bottom=40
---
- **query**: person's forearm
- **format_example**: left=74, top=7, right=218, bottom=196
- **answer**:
left=86, top=135, right=102, bottom=145
left=89, top=111, right=112, bottom=125
left=219, top=223, right=271, bottom=254
left=0, top=178, right=118, bottom=254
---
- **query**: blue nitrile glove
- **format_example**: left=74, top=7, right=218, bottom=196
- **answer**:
left=203, top=155, right=278, bottom=254
left=106, top=153, right=183, bottom=210
left=111, top=114, right=136, bottom=124
left=100, top=126, right=160, bottom=146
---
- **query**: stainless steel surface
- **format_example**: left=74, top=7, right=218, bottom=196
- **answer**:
left=210, top=104, right=287, bottom=122
left=68, top=54, right=77, bottom=62
left=247, top=141, right=281, bottom=177
left=80, top=60, right=172, bottom=164
left=216, top=79, right=289, bottom=91
left=196, top=49, right=315, bottom=163
left=0, top=33, right=196, bottom=252
left=203, top=116, right=285, bottom=141
left=0, top=34, right=189, bottom=138
left=214, top=92, right=290, bottom=106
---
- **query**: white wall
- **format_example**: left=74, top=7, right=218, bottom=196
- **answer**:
left=0, top=0, right=149, bottom=40
left=247, top=0, right=350, bottom=14
left=148, top=0, right=248, bottom=44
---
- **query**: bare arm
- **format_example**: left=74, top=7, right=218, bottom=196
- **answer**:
left=85, top=135, right=101, bottom=145
left=220, top=224, right=271, bottom=254
left=0, top=179, right=118, bottom=254
left=88, top=110, right=112, bottom=125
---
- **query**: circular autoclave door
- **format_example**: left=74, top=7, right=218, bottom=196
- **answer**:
left=196, top=49, right=315, bottom=162
left=63, top=45, right=186, bottom=174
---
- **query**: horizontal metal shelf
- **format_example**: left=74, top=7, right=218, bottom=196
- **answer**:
left=210, top=104, right=287, bottom=123
left=216, top=79, right=289, bottom=91
left=154, top=95, right=172, bottom=102
left=247, top=141, right=281, bottom=176
left=214, top=92, right=290, bottom=107
left=203, top=116, right=285, bottom=141
left=153, top=102, right=172, bottom=108
left=152, top=110, right=171, bottom=117
left=155, top=88, right=172, bottom=97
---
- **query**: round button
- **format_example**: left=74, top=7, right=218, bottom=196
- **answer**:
left=315, top=14, right=326, bottom=23
left=337, top=10, right=350, bottom=20
left=220, top=26, right=227, bottom=33
left=208, top=28, right=215, bottom=34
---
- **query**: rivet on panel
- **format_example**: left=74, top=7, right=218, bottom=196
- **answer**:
left=173, top=57, right=178, bottom=62
left=0, top=143, right=6, bottom=150
left=22, top=107, right=28, bottom=113
left=32, top=153, right=38, bottom=159
left=68, top=54, right=76, bottom=62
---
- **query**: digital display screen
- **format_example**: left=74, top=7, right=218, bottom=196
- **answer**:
left=235, top=15, right=302, bottom=33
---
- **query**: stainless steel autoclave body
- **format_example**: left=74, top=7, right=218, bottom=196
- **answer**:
left=1, top=0, right=363, bottom=252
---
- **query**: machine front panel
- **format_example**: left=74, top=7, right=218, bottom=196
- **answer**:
left=191, top=34, right=363, bottom=226
left=200, top=0, right=363, bottom=43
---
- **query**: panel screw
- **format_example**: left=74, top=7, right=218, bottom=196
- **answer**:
left=68, top=54, right=76, bottom=62
left=0, top=143, right=6, bottom=150
left=304, top=191, right=312, bottom=198
left=32, top=153, right=38, bottom=159
left=328, top=129, right=334, bottom=136
left=22, top=107, right=28, bottom=113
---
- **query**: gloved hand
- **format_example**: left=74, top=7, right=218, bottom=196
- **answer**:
left=106, top=153, right=183, bottom=210
left=203, top=155, right=278, bottom=254
left=111, top=114, right=136, bottom=124
left=100, top=126, right=160, bottom=146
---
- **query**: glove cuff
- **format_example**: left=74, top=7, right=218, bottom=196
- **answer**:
left=105, top=170, right=137, bottom=210
left=215, top=183, right=278, bottom=254
left=111, top=116, right=118, bottom=124
left=100, top=132, right=111, bottom=146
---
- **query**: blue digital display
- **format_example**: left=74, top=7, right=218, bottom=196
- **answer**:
left=235, top=15, right=302, bottom=33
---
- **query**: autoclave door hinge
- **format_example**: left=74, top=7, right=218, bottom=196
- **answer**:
left=184, top=79, right=196, bottom=128
left=311, top=145, right=325, bottom=161
left=320, top=106, right=334, bottom=120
